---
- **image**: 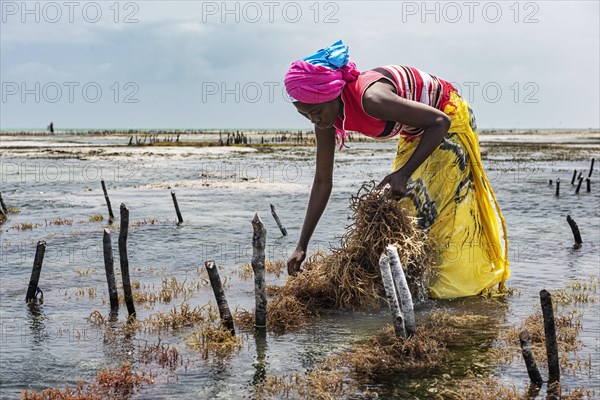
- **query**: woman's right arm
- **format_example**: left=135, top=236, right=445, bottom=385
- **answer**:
left=287, top=125, right=336, bottom=275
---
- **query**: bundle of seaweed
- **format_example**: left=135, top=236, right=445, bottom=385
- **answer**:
left=254, top=368, right=363, bottom=400
left=235, top=295, right=311, bottom=334
left=490, top=309, right=584, bottom=373
left=254, top=312, right=459, bottom=399
left=330, top=325, right=450, bottom=379
left=285, top=182, right=432, bottom=310
left=21, top=362, right=153, bottom=400
left=186, top=320, right=243, bottom=362
left=246, top=182, right=433, bottom=333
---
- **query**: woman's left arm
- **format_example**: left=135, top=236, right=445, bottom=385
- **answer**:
left=363, top=81, right=451, bottom=197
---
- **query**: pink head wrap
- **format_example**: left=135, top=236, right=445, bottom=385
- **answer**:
left=284, top=40, right=360, bottom=149
left=284, top=60, right=360, bottom=104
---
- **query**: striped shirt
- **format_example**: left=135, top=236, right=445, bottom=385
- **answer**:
left=335, top=65, right=457, bottom=140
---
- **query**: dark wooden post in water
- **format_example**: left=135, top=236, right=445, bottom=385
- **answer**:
left=25, top=241, right=46, bottom=303
left=586, top=178, right=591, bottom=193
left=205, top=260, right=235, bottom=335
left=119, top=204, right=136, bottom=317
left=171, top=191, right=183, bottom=225
left=378, top=253, right=406, bottom=338
left=102, top=229, right=119, bottom=312
left=571, top=170, right=577, bottom=185
left=588, top=158, right=595, bottom=177
left=0, top=192, right=7, bottom=214
left=269, top=204, right=287, bottom=236
left=566, top=215, right=582, bottom=249
left=540, top=290, right=560, bottom=385
left=555, top=178, right=560, bottom=197
left=519, top=330, right=544, bottom=386
left=251, top=213, right=268, bottom=328
left=101, top=179, right=115, bottom=223
left=575, top=177, right=583, bottom=194
left=548, top=179, right=552, bottom=185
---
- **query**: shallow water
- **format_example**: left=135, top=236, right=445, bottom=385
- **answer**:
left=1, top=132, right=599, bottom=399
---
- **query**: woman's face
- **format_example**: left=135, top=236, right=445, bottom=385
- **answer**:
left=294, top=98, right=341, bottom=129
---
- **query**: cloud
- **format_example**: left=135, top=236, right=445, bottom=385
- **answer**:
left=1, top=1, right=598, bottom=129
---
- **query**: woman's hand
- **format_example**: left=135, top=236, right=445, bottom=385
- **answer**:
left=287, top=246, right=306, bottom=276
left=376, top=169, right=410, bottom=198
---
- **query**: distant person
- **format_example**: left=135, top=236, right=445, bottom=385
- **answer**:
left=48, top=122, right=54, bottom=133
left=284, top=40, right=509, bottom=299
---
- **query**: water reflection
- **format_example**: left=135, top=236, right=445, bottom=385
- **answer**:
left=101, top=311, right=137, bottom=365
left=252, top=328, right=268, bottom=385
left=26, top=302, right=48, bottom=345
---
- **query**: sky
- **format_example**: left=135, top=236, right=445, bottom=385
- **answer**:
left=1, top=0, right=599, bottom=130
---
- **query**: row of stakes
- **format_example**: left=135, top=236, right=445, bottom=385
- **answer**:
left=528, top=160, right=593, bottom=392
left=551, top=158, right=594, bottom=196
left=12, top=162, right=588, bottom=390
left=102, top=179, right=287, bottom=235
left=21, top=217, right=571, bottom=393
left=23, top=179, right=288, bottom=334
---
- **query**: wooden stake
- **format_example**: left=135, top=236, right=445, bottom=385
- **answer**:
left=25, top=241, right=46, bottom=303
left=571, top=170, right=577, bottom=185
left=566, top=215, right=582, bottom=249
left=575, top=177, right=583, bottom=194
left=519, top=330, right=544, bottom=386
left=119, top=204, right=135, bottom=317
left=269, top=204, right=287, bottom=236
left=386, top=245, right=416, bottom=336
left=171, top=191, right=183, bottom=225
left=589, top=158, right=595, bottom=178
left=252, top=213, right=268, bottom=328
left=102, top=229, right=119, bottom=312
left=378, top=253, right=405, bottom=338
left=101, top=179, right=115, bottom=223
left=555, top=178, right=560, bottom=197
left=205, top=260, right=235, bottom=335
left=586, top=178, right=591, bottom=193
left=540, top=290, right=560, bottom=384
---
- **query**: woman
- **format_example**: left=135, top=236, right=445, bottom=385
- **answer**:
left=284, top=40, right=509, bottom=299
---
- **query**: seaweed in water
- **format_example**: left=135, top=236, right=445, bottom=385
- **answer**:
left=238, top=181, right=434, bottom=334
